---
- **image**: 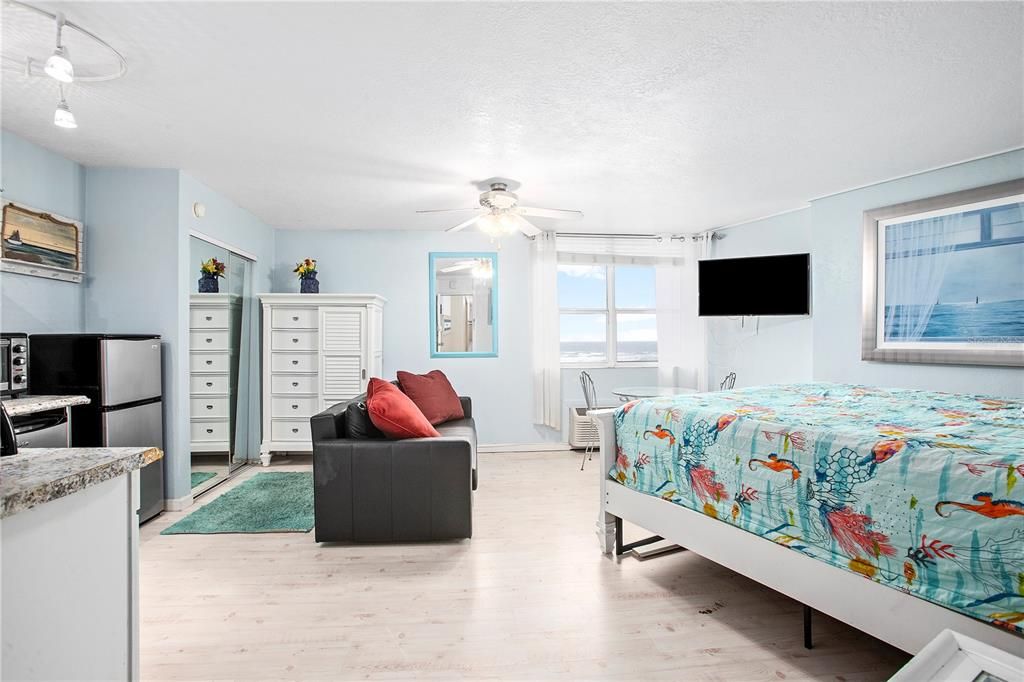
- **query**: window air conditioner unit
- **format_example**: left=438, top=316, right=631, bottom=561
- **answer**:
left=569, top=406, right=601, bottom=450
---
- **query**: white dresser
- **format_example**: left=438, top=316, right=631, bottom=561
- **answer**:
left=189, top=294, right=242, bottom=453
left=258, top=293, right=385, bottom=466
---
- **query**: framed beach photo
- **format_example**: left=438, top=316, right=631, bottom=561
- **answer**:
left=861, top=179, right=1024, bottom=367
left=1, top=201, right=84, bottom=283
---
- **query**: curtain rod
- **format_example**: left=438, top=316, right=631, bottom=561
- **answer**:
left=554, top=232, right=724, bottom=241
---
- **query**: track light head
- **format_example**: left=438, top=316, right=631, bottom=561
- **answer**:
left=45, top=45, right=74, bottom=83
left=54, top=97, right=77, bottom=128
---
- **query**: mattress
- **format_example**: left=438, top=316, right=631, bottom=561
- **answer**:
left=610, top=383, right=1024, bottom=635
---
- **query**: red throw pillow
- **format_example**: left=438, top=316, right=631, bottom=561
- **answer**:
left=365, top=378, right=440, bottom=439
left=396, top=370, right=465, bottom=425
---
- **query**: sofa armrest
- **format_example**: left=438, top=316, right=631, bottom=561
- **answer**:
left=459, top=396, right=472, bottom=419
left=312, top=437, right=473, bottom=542
left=310, top=400, right=355, bottom=442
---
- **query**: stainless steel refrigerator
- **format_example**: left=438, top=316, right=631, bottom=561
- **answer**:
left=29, top=334, right=165, bottom=522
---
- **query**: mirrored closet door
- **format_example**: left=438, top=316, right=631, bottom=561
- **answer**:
left=188, top=234, right=256, bottom=496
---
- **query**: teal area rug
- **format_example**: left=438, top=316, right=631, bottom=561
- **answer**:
left=163, top=472, right=314, bottom=535
left=191, top=471, right=217, bottom=489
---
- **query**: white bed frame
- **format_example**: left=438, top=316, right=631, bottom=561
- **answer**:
left=591, top=409, right=1024, bottom=656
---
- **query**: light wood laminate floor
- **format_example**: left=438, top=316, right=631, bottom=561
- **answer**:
left=140, top=451, right=911, bottom=680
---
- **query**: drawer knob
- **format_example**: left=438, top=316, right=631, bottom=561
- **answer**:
left=206, top=428, right=214, bottom=434
left=205, top=360, right=213, bottom=366
left=292, top=316, right=299, bottom=321
left=291, top=427, right=299, bottom=433
left=291, top=360, right=299, bottom=365
left=292, top=337, right=299, bottom=343
left=205, top=315, right=213, bottom=321
left=291, top=381, right=299, bottom=387
left=206, top=382, right=213, bottom=387
left=292, top=404, right=298, bottom=409
left=206, top=404, right=214, bottom=410
left=206, top=338, right=213, bottom=343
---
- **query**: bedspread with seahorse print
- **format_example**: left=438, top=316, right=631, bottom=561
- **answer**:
left=610, top=383, right=1024, bottom=635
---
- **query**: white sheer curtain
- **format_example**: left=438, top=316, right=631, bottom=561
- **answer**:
left=884, top=215, right=963, bottom=342
left=657, top=235, right=711, bottom=391
left=530, top=232, right=561, bottom=429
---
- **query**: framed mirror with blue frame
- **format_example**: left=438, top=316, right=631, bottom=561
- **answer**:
left=429, top=252, right=498, bottom=358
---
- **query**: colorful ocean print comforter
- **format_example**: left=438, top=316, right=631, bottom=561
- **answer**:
left=610, top=383, right=1024, bottom=634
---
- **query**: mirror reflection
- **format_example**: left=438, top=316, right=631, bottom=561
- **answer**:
left=188, top=235, right=256, bottom=496
left=430, top=253, right=498, bottom=357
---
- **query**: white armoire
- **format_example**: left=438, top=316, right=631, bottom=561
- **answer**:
left=258, top=293, right=385, bottom=466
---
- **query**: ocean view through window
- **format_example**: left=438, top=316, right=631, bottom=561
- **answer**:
left=559, top=263, right=658, bottom=364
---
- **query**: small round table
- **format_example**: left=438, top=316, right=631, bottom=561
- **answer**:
left=611, top=386, right=697, bottom=401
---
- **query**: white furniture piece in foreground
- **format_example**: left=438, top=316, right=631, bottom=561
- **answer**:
left=890, top=629, right=1024, bottom=681
left=589, top=409, right=1024, bottom=656
left=258, top=293, right=385, bottom=467
left=189, top=293, right=242, bottom=454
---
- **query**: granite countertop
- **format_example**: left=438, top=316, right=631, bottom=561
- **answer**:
left=2, top=395, right=91, bottom=417
left=1, top=446, right=163, bottom=518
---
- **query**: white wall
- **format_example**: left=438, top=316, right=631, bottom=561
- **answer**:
left=705, top=208, right=814, bottom=387
left=0, top=131, right=86, bottom=333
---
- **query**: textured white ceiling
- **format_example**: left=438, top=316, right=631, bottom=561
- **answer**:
left=2, top=2, right=1022, bottom=232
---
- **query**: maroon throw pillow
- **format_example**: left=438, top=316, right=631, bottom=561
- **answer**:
left=365, top=377, right=440, bottom=439
left=396, top=370, right=465, bottom=425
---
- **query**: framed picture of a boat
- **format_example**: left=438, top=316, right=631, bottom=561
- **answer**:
left=1, top=201, right=84, bottom=283
left=862, top=179, right=1024, bottom=367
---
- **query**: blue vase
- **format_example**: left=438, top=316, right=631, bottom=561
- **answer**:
left=198, top=274, right=219, bottom=293
left=300, top=274, right=319, bottom=294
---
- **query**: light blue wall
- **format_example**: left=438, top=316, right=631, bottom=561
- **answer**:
left=271, top=229, right=562, bottom=444
left=83, top=168, right=188, bottom=499
left=810, top=150, right=1024, bottom=397
left=179, top=172, right=276, bottom=463
left=0, top=131, right=86, bottom=333
left=710, top=149, right=1024, bottom=398
left=706, top=208, right=814, bottom=387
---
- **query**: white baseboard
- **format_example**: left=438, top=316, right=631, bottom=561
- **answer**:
left=479, top=442, right=572, bottom=453
left=163, top=494, right=193, bottom=511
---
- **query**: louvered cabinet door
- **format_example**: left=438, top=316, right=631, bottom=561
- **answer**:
left=319, top=307, right=366, bottom=406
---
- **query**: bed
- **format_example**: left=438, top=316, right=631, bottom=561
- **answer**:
left=592, top=383, right=1024, bottom=655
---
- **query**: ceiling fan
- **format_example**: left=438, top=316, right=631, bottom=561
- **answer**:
left=417, top=182, right=583, bottom=237
left=439, top=258, right=494, bottom=278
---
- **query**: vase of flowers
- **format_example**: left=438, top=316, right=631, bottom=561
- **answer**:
left=295, top=258, right=319, bottom=293
left=198, top=258, right=226, bottom=293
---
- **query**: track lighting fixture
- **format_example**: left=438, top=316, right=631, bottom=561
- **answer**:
left=54, top=86, right=77, bottom=128
left=43, top=13, right=74, bottom=83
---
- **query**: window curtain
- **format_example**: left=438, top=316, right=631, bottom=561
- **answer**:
left=531, top=232, right=561, bottom=429
left=656, top=234, right=711, bottom=391
left=883, top=215, right=963, bottom=342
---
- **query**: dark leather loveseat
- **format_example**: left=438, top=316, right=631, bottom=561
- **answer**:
left=310, top=390, right=477, bottom=542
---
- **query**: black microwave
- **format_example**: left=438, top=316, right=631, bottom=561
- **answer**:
left=1, top=333, right=29, bottom=396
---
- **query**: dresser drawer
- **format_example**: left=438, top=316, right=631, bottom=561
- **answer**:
left=191, top=330, right=231, bottom=351
left=271, top=352, right=317, bottom=373
left=191, top=419, right=230, bottom=443
left=272, top=397, right=319, bottom=418
left=191, top=374, right=230, bottom=395
left=271, top=307, right=318, bottom=329
left=272, top=419, right=311, bottom=442
left=271, top=330, right=318, bottom=351
left=191, top=397, right=230, bottom=419
left=271, top=374, right=318, bottom=394
left=191, top=352, right=232, bottom=373
left=190, top=307, right=231, bottom=329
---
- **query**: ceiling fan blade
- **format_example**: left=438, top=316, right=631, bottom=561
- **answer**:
left=514, top=216, right=542, bottom=237
left=446, top=214, right=484, bottom=233
left=440, top=261, right=475, bottom=273
left=416, top=208, right=481, bottom=214
left=517, top=206, right=584, bottom=220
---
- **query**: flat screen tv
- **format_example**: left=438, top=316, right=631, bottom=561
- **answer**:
left=698, top=253, right=810, bottom=316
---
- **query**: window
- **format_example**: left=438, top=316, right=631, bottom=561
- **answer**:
left=558, top=263, right=658, bottom=365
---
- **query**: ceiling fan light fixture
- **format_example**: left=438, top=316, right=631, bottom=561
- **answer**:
left=44, top=45, right=74, bottom=83
left=54, top=96, right=77, bottom=128
left=471, top=259, right=493, bottom=279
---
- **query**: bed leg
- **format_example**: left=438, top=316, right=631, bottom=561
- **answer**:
left=614, top=516, right=672, bottom=556
left=803, top=605, right=813, bottom=650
